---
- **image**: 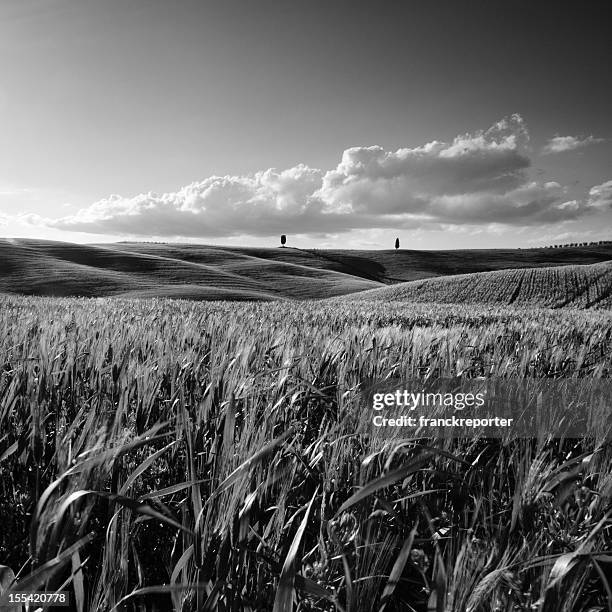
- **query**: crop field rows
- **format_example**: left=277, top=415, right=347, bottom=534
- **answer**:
left=0, top=295, right=611, bottom=611
left=353, top=261, right=612, bottom=309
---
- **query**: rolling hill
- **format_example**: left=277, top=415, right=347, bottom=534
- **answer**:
left=347, top=260, right=612, bottom=309
left=102, top=241, right=612, bottom=284
left=0, top=239, right=379, bottom=300
left=1, top=238, right=611, bottom=304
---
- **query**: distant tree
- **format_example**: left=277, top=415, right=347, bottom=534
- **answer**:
left=395, top=237, right=400, bottom=250
left=280, top=234, right=286, bottom=247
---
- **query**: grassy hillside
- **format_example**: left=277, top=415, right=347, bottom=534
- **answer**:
left=108, top=241, right=612, bottom=283
left=1, top=238, right=611, bottom=301
left=350, top=260, right=612, bottom=308
left=0, top=239, right=380, bottom=300
left=301, top=244, right=612, bottom=283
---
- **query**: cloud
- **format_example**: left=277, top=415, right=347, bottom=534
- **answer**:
left=541, top=134, right=605, bottom=155
left=318, top=115, right=531, bottom=216
left=34, top=166, right=382, bottom=237
left=32, top=115, right=607, bottom=238
left=587, top=180, right=612, bottom=210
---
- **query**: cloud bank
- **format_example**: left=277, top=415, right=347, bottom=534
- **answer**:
left=31, top=115, right=608, bottom=238
left=541, top=134, right=605, bottom=155
left=587, top=180, right=612, bottom=210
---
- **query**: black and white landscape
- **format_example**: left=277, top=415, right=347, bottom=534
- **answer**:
left=1, top=2, right=611, bottom=611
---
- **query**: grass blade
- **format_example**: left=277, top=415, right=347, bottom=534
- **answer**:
left=379, top=520, right=419, bottom=612
left=334, top=453, right=432, bottom=517
left=273, top=487, right=318, bottom=612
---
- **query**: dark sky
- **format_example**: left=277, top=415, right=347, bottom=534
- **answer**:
left=1, top=0, right=610, bottom=247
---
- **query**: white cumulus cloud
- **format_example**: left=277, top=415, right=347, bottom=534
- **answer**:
left=541, top=134, right=605, bottom=155
left=30, top=115, right=608, bottom=238
left=587, top=180, right=612, bottom=210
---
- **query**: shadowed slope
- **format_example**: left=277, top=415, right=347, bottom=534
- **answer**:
left=104, top=242, right=612, bottom=283
left=346, top=261, right=612, bottom=308
left=0, top=239, right=380, bottom=300
left=299, top=246, right=612, bottom=283
left=1, top=239, right=611, bottom=301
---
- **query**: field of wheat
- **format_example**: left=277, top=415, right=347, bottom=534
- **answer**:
left=1, top=295, right=611, bottom=611
left=351, top=261, right=612, bottom=309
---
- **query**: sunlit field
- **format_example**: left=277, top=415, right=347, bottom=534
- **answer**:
left=352, top=261, right=612, bottom=309
left=1, top=295, right=611, bottom=611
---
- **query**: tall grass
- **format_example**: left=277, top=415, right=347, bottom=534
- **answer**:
left=0, top=295, right=611, bottom=611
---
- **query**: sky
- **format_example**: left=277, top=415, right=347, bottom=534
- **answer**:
left=1, top=0, right=611, bottom=249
